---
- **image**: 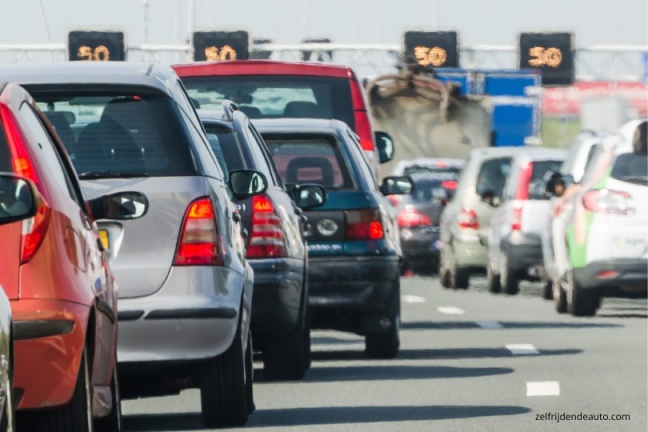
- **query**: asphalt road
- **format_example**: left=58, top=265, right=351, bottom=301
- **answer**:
left=122, top=276, right=648, bottom=432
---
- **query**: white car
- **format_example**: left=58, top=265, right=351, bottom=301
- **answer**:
left=549, top=119, right=647, bottom=316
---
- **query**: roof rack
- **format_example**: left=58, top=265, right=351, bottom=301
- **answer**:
left=222, top=99, right=239, bottom=121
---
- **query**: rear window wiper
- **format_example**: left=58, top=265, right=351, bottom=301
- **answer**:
left=78, top=171, right=149, bottom=180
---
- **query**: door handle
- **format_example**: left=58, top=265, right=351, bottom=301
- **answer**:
left=232, top=212, right=241, bottom=223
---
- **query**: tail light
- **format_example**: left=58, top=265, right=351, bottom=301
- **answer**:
left=345, top=209, right=384, bottom=240
left=387, top=195, right=402, bottom=207
left=350, top=79, right=376, bottom=165
left=0, top=103, right=50, bottom=263
left=511, top=201, right=524, bottom=231
left=246, top=194, right=287, bottom=258
left=174, top=197, right=223, bottom=266
left=397, top=206, right=433, bottom=228
left=583, top=189, right=633, bottom=216
left=516, top=160, right=532, bottom=200
left=441, top=180, right=458, bottom=190
left=458, top=208, right=479, bottom=230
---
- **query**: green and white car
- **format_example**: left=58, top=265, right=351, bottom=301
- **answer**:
left=551, top=119, right=647, bottom=316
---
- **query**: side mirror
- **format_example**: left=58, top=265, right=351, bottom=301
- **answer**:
left=88, top=191, right=149, bottom=221
left=380, top=175, right=414, bottom=196
left=0, top=174, right=38, bottom=226
left=375, top=131, right=395, bottom=164
left=289, top=184, right=327, bottom=210
left=480, top=190, right=500, bottom=207
left=229, top=170, right=268, bottom=200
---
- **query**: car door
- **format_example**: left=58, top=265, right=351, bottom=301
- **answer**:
left=21, top=102, right=116, bottom=386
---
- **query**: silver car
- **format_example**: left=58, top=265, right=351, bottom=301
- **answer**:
left=0, top=63, right=266, bottom=428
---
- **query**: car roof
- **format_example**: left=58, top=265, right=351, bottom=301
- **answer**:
left=173, top=60, right=354, bottom=79
left=470, top=146, right=526, bottom=159
left=512, top=148, right=568, bottom=162
left=196, top=108, right=232, bottom=125
left=396, top=158, right=464, bottom=167
left=0, top=62, right=177, bottom=96
left=409, top=172, right=458, bottom=182
left=252, top=117, right=349, bottom=135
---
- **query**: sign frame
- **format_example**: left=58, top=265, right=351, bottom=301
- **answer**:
left=67, top=28, right=127, bottom=62
left=402, top=29, right=461, bottom=69
left=192, top=30, right=251, bottom=62
left=518, top=31, right=575, bottom=86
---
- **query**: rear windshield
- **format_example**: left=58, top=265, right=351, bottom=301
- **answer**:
left=404, top=165, right=462, bottom=176
left=476, top=157, right=512, bottom=197
left=182, top=76, right=355, bottom=128
left=528, top=159, right=564, bottom=199
left=203, top=125, right=247, bottom=179
left=30, top=90, right=197, bottom=179
left=263, top=136, right=355, bottom=189
left=611, top=152, right=647, bottom=186
left=409, top=178, right=457, bottom=203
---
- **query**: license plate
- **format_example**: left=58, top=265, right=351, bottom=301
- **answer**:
left=99, top=229, right=109, bottom=250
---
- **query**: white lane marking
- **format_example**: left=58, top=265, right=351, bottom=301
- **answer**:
left=527, top=381, right=560, bottom=396
left=437, top=306, right=465, bottom=315
left=402, top=295, right=426, bottom=304
left=476, top=321, right=503, bottom=329
left=506, top=344, right=540, bottom=355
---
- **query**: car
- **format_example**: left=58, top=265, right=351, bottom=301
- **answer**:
left=391, top=157, right=464, bottom=176
left=0, top=63, right=267, bottom=427
left=173, top=60, right=392, bottom=179
left=438, top=147, right=522, bottom=289
left=394, top=172, right=459, bottom=274
left=540, top=131, right=603, bottom=299
left=486, top=149, right=566, bottom=295
left=197, top=103, right=327, bottom=381
left=0, top=173, right=38, bottom=432
left=254, top=117, right=411, bottom=359
left=0, top=82, right=127, bottom=432
left=549, top=119, right=647, bottom=316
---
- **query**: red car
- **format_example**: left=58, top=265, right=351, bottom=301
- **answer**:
left=173, top=60, right=391, bottom=178
left=0, top=82, right=143, bottom=432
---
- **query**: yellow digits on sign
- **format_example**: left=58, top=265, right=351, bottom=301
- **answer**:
left=528, top=46, right=563, bottom=68
left=94, top=45, right=110, bottom=61
left=413, top=46, right=447, bottom=67
left=220, top=45, right=237, bottom=60
left=205, top=46, right=220, bottom=61
left=77, top=46, right=93, bottom=60
left=204, top=45, right=237, bottom=61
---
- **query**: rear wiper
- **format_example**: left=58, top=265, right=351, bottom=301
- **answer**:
left=78, top=171, right=149, bottom=180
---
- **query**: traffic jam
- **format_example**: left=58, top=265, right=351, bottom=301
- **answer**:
left=0, top=24, right=646, bottom=432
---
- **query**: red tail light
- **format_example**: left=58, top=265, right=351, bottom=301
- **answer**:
left=441, top=180, right=458, bottom=190
left=174, top=198, right=223, bottom=266
left=387, top=195, right=402, bottom=207
left=511, top=201, right=524, bottom=231
left=516, top=160, right=532, bottom=200
left=350, top=79, right=376, bottom=158
left=21, top=199, right=50, bottom=263
left=246, top=194, right=287, bottom=258
left=345, top=209, right=384, bottom=240
left=397, top=206, right=433, bottom=228
left=458, top=208, right=479, bottom=230
left=583, top=189, right=633, bottom=216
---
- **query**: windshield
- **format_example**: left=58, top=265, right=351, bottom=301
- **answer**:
left=32, top=90, right=197, bottom=179
left=611, top=152, right=648, bottom=186
left=203, top=125, right=247, bottom=180
left=182, top=76, right=355, bottom=128
left=528, top=159, right=564, bottom=199
left=263, top=137, right=355, bottom=190
left=475, top=157, right=512, bottom=197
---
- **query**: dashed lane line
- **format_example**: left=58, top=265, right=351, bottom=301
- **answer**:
left=506, top=344, right=540, bottom=355
left=402, top=295, right=427, bottom=304
left=527, top=381, right=561, bottom=396
left=437, top=306, right=466, bottom=315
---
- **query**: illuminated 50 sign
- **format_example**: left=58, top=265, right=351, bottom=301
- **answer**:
left=193, top=31, right=249, bottom=61
left=404, top=31, right=459, bottom=68
left=68, top=31, right=125, bottom=62
left=519, top=32, right=574, bottom=86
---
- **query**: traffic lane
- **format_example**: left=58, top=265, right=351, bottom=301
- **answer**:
left=402, top=275, right=647, bottom=432
left=121, top=276, right=646, bottom=432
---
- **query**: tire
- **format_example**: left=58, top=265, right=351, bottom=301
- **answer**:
left=542, top=279, right=554, bottom=300
left=94, top=360, right=121, bottom=432
left=262, top=318, right=308, bottom=381
left=451, top=265, right=470, bottom=290
left=500, top=252, right=519, bottom=295
left=18, top=347, right=93, bottom=432
left=244, top=332, right=255, bottom=415
left=1, top=344, right=15, bottom=432
left=486, top=262, right=501, bottom=294
left=553, top=274, right=568, bottom=314
left=439, top=247, right=451, bottom=288
left=365, top=281, right=400, bottom=359
left=200, top=322, right=248, bottom=428
left=566, top=268, right=598, bottom=317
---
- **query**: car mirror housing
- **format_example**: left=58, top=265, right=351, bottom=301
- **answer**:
left=289, top=184, right=328, bottom=210
left=229, top=170, right=268, bottom=200
left=0, top=174, right=38, bottom=226
left=380, top=176, right=414, bottom=196
left=88, top=191, right=149, bottom=221
left=375, top=131, right=395, bottom=164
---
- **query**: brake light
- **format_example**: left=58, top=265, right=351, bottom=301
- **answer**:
left=397, top=206, right=433, bottom=228
left=511, top=201, right=523, bottom=231
left=247, top=194, right=287, bottom=258
left=21, top=199, right=50, bottom=263
left=441, top=180, right=458, bottom=190
left=345, top=209, right=384, bottom=240
left=583, top=189, right=633, bottom=216
left=387, top=195, right=402, bottom=207
left=596, top=270, right=619, bottom=279
left=174, top=197, right=223, bottom=266
left=458, top=208, right=479, bottom=230
left=516, top=160, right=532, bottom=200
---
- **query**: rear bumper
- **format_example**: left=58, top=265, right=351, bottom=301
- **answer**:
left=401, top=227, right=441, bottom=263
left=117, top=265, right=251, bottom=365
left=308, top=255, right=400, bottom=311
left=453, top=232, right=488, bottom=269
left=502, top=232, right=544, bottom=278
left=11, top=299, right=89, bottom=411
left=249, top=257, right=305, bottom=338
left=573, top=259, right=648, bottom=296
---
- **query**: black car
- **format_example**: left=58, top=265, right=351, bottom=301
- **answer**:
left=255, top=118, right=412, bottom=359
left=393, top=173, right=458, bottom=274
left=198, top=103, right=325, bottom=380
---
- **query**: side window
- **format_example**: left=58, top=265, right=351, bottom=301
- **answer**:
left=248, top=124, right=283, bottom=187
left=346, top=130, right=377, bottom=190
left=18, top=103, right=79, bottom=203
left=178, top=108, right=224, bottom=179
left=244, top=123, right=276, bottom=186
left=501, top=164, right=518, bottom=201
